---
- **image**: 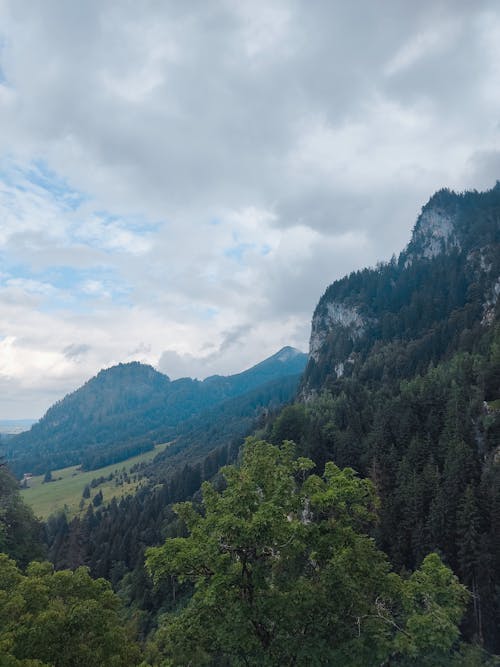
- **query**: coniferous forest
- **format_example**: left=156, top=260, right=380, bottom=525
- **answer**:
left=1, top=184, right=500, bottom=664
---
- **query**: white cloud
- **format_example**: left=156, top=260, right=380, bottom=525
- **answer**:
left=384, top=21, right=459, bottom=77
left=0, top=1, right=499, bottom=417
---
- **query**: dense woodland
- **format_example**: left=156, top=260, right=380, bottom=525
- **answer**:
left=1, top=186, right=500, bottom=664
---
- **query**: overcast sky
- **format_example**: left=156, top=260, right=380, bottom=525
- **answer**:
left=1, top=1, right=500, bottom=419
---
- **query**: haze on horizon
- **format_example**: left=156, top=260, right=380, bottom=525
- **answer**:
left=1, top=0, right=500, bottom=419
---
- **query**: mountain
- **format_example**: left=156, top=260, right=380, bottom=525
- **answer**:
left=3, top=347, right=307, bottom=477
left=204, top=345, right=307, bottom=393
left=302, top=183, right=500, bottom=395
left=0, top=419, right=35, bottom=435
left=284, top=183, right=500, bottom=650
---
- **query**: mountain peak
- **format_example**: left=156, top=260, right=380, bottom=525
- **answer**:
left=274, top=346, right=305, bottom=362
left=407, top=205, right=460, bottom=262
left=302, top=182, right=500, bottom=394
left=404, top=189, right=461, bottom=263
left=404, top=182, right=500, bottom=265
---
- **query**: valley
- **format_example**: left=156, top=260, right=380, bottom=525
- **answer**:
left=20, top=441, right=170, bottom=520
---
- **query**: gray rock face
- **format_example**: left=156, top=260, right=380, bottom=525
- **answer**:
left=307, top=200, right=465, bottom=371
left=483, top=276, right=500, bottom=325
left=302, top=183, right=500, bottom=398
left=309, top=302, right=365, bottom=362
left=334, top=362, right=345, bottom=378
left=405, top=207, right=460, bottom=265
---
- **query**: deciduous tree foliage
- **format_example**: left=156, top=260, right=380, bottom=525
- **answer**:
left=0, top=555, right=141, bottom=667
left=146, top=439, right=468, bottom=666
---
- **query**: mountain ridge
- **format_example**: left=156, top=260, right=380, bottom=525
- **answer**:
left=3, top=347, right=307, bottom=476
left=301, top=182, right=500, bottom=396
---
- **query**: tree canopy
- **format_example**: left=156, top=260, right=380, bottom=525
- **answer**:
left=0, top=555, right=141, bottom=667
left=146, top=439, right=469, bottom=666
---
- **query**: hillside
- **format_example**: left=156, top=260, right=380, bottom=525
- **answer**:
left=2, top=347, right=307, bottom=477
left=282, top=183, right=500, bottom=650
left=302, top=184, right=500, bottom=395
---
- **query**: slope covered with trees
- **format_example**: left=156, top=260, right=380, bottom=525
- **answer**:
left=303, top=185, right=500, bottom=394
left=281, top=184, right=500, bottom=651
left=2, top=441, right=487, bottom=665
left=2, top=347, right=306, bottom=477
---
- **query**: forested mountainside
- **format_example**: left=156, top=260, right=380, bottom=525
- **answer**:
left=276, top=183, right=500, bottom=650
left=37, top=183, right=500, bottom=665
left=2, top=346, right=306, bottom=476
left=303, top=185, right=500, bottom=394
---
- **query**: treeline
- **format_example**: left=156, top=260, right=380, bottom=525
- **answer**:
left=45, top=439, right=240, bottom=637
left=80, top=440, right=154, bottom=471
left=143, top=440, right=487, bottom=666
left=0, top=463, right=44, bottom=566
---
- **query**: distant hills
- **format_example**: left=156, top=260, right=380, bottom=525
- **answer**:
left=0, top=419, right=34, bottom=435
left=2, top=347, right=307, bottom=477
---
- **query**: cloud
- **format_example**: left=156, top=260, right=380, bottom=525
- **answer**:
left=0, top=1, right=499, bottom=417
left=63, top=343, right=91, bottom=361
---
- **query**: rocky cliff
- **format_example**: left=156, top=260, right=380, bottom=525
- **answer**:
left=301, top=183, right=500, bottom=396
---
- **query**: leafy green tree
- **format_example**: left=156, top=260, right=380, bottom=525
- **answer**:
left=390, top=553, right=470, bottom=666
left=0, top=554, right=142, bottom=666
left=146, top=439, right=468, bottom=666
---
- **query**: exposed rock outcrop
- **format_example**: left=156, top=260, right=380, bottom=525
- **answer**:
left=301, top=183, right=500, bottom=396
left=309, top=302, right=365, bottom=362
left=405, top=206, right=460, bottom=265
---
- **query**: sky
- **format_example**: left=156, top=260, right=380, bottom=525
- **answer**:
left=1, top=1, right=500, bottom=419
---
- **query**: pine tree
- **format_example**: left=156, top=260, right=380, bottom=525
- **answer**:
left=457, top=484, right=482, bottom=641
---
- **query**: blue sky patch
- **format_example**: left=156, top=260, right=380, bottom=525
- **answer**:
left=224, top=242, right=255, bottom=263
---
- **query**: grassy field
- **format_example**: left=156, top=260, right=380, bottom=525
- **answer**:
left=21, top=443, right=169, bottom=520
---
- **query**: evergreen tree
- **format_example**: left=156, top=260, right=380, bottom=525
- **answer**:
left=0, top=465, right=43, bottom=566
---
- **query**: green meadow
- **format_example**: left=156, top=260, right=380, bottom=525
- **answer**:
left=21, top=442, right=169, bottom=520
